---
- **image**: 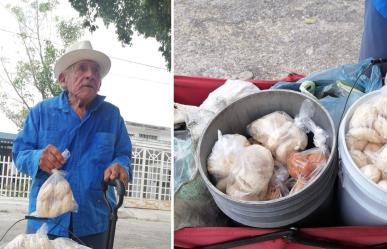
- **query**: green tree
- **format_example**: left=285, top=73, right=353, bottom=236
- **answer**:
left=69, top=0, right=171, bottom=70
left=0, top=0, right=83, bottom=128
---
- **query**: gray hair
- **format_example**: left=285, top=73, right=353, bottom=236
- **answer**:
left=59, top=63, right=77, bottom=90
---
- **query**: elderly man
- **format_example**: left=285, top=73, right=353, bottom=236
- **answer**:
left=12, top=40, right=132, bottom=248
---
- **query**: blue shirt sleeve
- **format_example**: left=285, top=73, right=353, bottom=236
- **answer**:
left=12, top=106, right=43, bottom=178
left=111, top=116, right=133, bottom=181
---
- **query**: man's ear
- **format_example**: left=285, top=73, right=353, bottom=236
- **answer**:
left=58, top=73, right=66, bottom=89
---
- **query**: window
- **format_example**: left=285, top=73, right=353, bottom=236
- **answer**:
left=139, top=134, right=158, bottom=140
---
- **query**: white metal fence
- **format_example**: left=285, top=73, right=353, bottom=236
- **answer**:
left=0, top=145, right=171, bottom=209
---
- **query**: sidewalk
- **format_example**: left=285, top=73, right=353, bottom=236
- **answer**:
left=0, top=198, right=171, bottom=249
left=119, top=207, right=170, bottom=223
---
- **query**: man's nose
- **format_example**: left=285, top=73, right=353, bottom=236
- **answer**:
left=85, top=68, right=96, bottom=79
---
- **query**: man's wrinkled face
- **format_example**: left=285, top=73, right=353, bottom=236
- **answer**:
left=59, top=60, right=102, bottom=105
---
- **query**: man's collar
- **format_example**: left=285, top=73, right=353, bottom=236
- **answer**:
left=57, top=91, right=106, bottom=113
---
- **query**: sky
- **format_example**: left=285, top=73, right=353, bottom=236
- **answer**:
left=0, top=0, right=172, bottom=134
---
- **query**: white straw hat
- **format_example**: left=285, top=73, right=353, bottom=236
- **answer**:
left=54, top=40, right=111, bottom=80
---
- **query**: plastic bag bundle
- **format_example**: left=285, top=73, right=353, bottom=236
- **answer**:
left=281, top=100, right=329, bottom=194
left=174, top=103, right=215, bottom=150
left=264, top=163, right=289, bottom=200
left=247, top=111, right=308, bottom=164
left=33, top=169, right=78, bottom=218
left=200, top=79, right=260, bottom=114
left=174, top=173, right=229, bottom=230
left=207, top=130, right=250, bottom=191
left=288, top=177, right=308, bottom=195
left=3, top=224, right=52, bottom=249
left=294, top=99, right=329, bottom=153
left=174, top=131, right=196, bottom=193
left=226, top=144, right=274, bottom=201
left=287, top=148, right=327, bottom=179
left=272, top=58, right=383, bottom=129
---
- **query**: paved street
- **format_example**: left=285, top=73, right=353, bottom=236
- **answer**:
left=0, top=199, right=171, bottom=249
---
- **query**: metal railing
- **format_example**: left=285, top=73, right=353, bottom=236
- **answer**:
left=0, top=145, right=171, bottom=209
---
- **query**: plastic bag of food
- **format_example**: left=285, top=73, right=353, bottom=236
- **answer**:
left=288, top=177, right=308, bottom=195
left=264, top=163, right=289, bottom=200
left=287, top=148, right=327, bottom=179
left=51, top=238, right=91, bottom=249
left=3, top=224, right=52, bottom=249
left=226, top=144, right=274, bottom=201
left=247, top=110, right=308, bottom=164
left=294, top=99, right=329, bottom=152
left=207, top=130, right=250, bottom=191
left=33, top=152, right=78, bottom=218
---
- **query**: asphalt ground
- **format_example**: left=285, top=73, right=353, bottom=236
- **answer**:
left=174, top=0, right=364, bottom=80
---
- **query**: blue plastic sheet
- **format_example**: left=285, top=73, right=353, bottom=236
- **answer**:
left=272, top=58, right=383, bottom=129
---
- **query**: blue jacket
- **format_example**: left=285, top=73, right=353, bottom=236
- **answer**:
left=373, top=0, right=387, bottom=19
left=12, top=91, right=132, bottom=237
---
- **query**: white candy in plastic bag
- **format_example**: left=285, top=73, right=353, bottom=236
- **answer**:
left=247, top=111, right=307, bottom=164
left=226, top=144, right=274, bottom=201
left=3, top=224, right=52, bottom=249
left=207, top=130, right=250, bottom=188
left=33, top=168, right=78, bottom=218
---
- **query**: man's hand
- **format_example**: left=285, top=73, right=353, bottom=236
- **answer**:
left=39, top=144, right=65, bottom=173
left=104, top=163, right=129, bottom=185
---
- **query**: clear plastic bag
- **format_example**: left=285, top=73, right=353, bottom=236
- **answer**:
left=174, top=173, right=229, bottom=230
left=3, top=224, right=52, bottom=249
left=200, top=79, right=260, bottom=114
left=33, top=168, right=78, bottom=218
left=207, top=130, right=250, bottom=191
left=288, top=177, right=308, bottom=195
left=174, top=103, right=215, bottom=150
left=294, top=99, right=330, bottom=153
left=247, top=111, right=308, bottom=164
left=226, top=144, right=274, bottom=201
left=264, top=163, right=289, bottom=200
left=287, top=148, right=327, bottom=179
left=174, top=131, right=196, bottom=193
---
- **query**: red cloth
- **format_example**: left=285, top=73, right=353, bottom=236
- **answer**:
left=174, top=73, right=387, bottom=248
left=174, top=226, right=387, bottom=248
left=174, top=73, right=304, bottom=106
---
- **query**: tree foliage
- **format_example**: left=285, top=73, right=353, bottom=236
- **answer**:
left=0, top=0, right=83, bottom=128
left=69, top=0, right=171, bottom=70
